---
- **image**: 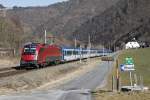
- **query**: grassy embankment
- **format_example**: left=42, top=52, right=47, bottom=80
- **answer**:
left=93, top=48, right=150, bottom=100
left=118, top=48, right=150, bottom=87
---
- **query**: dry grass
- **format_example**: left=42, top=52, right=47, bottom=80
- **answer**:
left=93, top=91, right=150, bottom=100
left=0, top=57, right=101, bottom=95
left=0, top=57, right=19, bottom=68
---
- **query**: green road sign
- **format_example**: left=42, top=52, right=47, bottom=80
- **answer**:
left=125, top=57, right=134, bottom=65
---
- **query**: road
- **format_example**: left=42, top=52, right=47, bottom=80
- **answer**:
left=0, top=61, right=114, bottom=100
left=57, top=61, right=113, bottom=90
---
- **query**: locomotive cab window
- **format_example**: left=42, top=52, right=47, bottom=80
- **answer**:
left=23, top=48, right=36, bottom=55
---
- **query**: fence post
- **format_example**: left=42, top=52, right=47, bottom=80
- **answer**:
left=112, top=75, right=115, bottom=91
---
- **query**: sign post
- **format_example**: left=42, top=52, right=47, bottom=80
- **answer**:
left=129, top=71, right=133, bottom=86
left=120, top=57, right=135, bottom=87
left=126, top=57, right=134, bottom=86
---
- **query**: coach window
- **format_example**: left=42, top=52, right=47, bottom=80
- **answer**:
left=74, top=50, right=77, bottom=55
left=68, top=51, right=72, bottom=55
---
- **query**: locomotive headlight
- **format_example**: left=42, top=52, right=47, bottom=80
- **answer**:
left=34, top=51, right=38, bottom=60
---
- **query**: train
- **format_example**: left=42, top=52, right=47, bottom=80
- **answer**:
left=20, top=43, right=112, bottom=68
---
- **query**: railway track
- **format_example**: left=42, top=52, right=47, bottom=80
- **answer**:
left=0, top=67, right=27, bottom=78
left=0, top=63, right=70, bottom=78
left=0, top=63, right=69, bottom=78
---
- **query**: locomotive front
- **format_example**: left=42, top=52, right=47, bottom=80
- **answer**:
left=20, top=43, right=40, bottom=68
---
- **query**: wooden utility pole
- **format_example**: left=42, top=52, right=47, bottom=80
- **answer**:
left=87, top=35, right=91, bottom=62
left=103, top=45, right=105, bottom=56
left=116, top=60, right=120, bottom=91
left=80, top=45, right=82, bottom=63
left=74, top=38, right=77, bottom=48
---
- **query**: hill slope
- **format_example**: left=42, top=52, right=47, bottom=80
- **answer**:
left=74, top=0, right=150, bottom=49
left=4, top=0, right=150, bottom=48
left=6, top=0, right=120, bottom=43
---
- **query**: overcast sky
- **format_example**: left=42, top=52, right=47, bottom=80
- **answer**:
left=0, top=0, right=68, bottom=7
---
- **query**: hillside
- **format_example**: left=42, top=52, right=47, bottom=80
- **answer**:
left=2, top=0, right=150, bottom=49
left=7, top=0, right=120, bottom=34
left=0, top=16, right=24, bottom=49
left=74, top=0, right=150, bottom=49
left=6, top=0, right=120, bottom=45
left=0, top=9, right=38, bottom=52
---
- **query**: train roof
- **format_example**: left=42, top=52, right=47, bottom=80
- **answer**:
left=23, top=43, right=112, bottom=52
left=24, top=43, right=60, bottom=47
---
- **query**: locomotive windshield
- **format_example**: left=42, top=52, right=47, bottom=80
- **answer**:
left=24, top=48, right=36, bottom=53
left=23, top=44, right=37, bottom=55
left=23, top=47, right=36, bottom=55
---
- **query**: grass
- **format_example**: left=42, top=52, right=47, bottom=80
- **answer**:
left=118, top=48, right=150, bottom=87
left=93, top=91, right=150, bottom=100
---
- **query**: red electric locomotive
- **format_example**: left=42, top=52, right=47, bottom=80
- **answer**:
left=20, top=43, right=62, bottom=68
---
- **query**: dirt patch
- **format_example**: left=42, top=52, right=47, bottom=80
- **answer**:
left=0, top=58, right=101, bottom=95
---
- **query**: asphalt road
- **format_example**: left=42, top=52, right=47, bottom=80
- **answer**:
left=0, top=60, right=114, bottom=100
left=57, top=61, right=113, bottom=90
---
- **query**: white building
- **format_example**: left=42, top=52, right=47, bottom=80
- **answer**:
left=125, top=41, right=140, bottom=49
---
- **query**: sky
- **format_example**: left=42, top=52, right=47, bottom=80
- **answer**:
left=0, top=0, right=68, bottom=7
